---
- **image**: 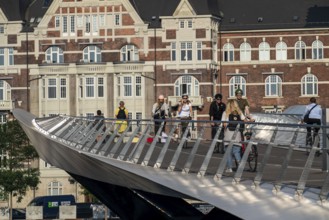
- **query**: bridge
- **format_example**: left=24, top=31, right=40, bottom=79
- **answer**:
left=14, top=109, right=329, bottom=220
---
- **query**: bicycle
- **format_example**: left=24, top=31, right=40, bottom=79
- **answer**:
left=305, top=126, right=320, bottom=157
left=241, top=132, right=258, bottom=172
left=234, top=123, right=258, bottom=172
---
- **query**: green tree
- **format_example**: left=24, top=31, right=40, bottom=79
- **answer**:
left=0, top=118, right=40, bottom=220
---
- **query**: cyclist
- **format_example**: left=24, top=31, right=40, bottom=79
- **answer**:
left=302, top=97, right=322, bottom=156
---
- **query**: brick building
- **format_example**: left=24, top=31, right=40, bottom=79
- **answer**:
left=0, top=0, right=328, bottom=208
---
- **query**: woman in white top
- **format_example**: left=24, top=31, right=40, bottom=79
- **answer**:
left=221, top=99, right=247, bottom=173
left=177, top=94, right=193, bottom=138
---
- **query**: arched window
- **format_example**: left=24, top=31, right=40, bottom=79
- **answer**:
left=295, top=41, right=306, bottom=60
left=223, top=43, right=234, bottom=62
left=276, top=41, right=287, bottom=60
left=229, top=76, right=246, bottom=97
left=120, top=45, right=139, bottom=62
left=83, top=45, right=101, bottom=63
left=46, top=46, right=64, bottom=63
left=259, top=42, right=270, bottom=61
left=174, top=76, right=199, bottom=97
left=265, top=75, right=282, bottom=97
left=312, top=40, right=323, bottom=60
left=301, top=74, right=318, bottom=96
left=240, top=42, right=251, bottom=62
left=47, top=181, right=63, bottom=195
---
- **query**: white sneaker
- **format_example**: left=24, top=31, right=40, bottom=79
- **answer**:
left=226, top=168, right=233, bottom=173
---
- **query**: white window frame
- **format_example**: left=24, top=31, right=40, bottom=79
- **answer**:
left=120, top=45, right=139, bottom=62
left=223, top=43, right=234, bottom=62
left=70, top=15, right=75, bottom=35
left=123, top=76, right=132, bottom=96
left=83, top=45, right=101, bottom=63
left=92, top=15, right=98, bottom=35
left=55, top=16, right=60, bottom=28
left=62, top=16, right=68, bottom=35
left=275, top=41, right=287, bottom=61
left=259, top=42, right=270, bottom=61
left=48, top=78, right=57, bottom=99
left=47, top=181, right=63, bottom=196
left=0, top=80, right=11, bottom=101
left=60, top=78, right=67, bottom=99
left=135, top=76, right=142, bottom=97
left=265, top=75, right=282, bottom=97
left=180, top=42, right=192, bottom=61
left=229, top=76, right=246, bottom=98
left=0, top=48, right=14, bottom=66
left=98, top=77, right=104, bottom=97
left=171, top=42, right=176, bottom=61
left=174, top=75, right=199, bottom=97
left=240, top=42, right=251, bottom=62
left=301, top=74, right=318, bottom=96
left=312, top=40, right=323, bottom=60
left=85, top=77, right=95, bottom=98
left=85, top=15, right=91, bottom=34
left=114, top=14, right=121, bottom=26
left=46, top=46, right=64, bottom=64
left=77, top=15, right=83, bottom=28
left=196, top=42, right=202, bottom=61
left=295, top=41, right=306, bottom=60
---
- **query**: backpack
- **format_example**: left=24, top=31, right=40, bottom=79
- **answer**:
left=117, top=107, right=127, bottom=119
left=227, top=113, right=242, bottom=131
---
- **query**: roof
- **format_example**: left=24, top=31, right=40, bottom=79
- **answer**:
left=0, top=0, right=51, bottom=32
left=129, top=0, right=223, bottom=26
left=217, top=0, right=329, bottom=31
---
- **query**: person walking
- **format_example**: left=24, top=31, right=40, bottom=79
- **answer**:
left=302, top=97, right=322, bottom=156
left=115, top=101, right=129, bottom=133
left=209, top=93, right=226, bottom=153
left=177, top=94, right=193, bottom=140
left=235, top=88, right=250, bottom=117
left=152, top=95, right=169, bottom=136
left=94, top=110, right=105, bottom=141
left=221, top=99, right=247, bottom=173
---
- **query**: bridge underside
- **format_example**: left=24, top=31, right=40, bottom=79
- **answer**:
left=69, top=172, right=239, bottom=220
left=13, top=109, right=329, bottom=220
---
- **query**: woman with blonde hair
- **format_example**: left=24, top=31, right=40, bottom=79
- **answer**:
left=221, top=99, right=246, bottom=173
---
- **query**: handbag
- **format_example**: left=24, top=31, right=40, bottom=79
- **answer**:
left=303, top=104, right=317, bottom=123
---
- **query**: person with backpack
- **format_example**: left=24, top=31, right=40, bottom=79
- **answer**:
left=221, top=99, right=247, bottom=173
left=115, top=101, right=129, bottom=133
left=209, top=93, right=226, bottom=153
left=302, top=97, right=322, bottom=155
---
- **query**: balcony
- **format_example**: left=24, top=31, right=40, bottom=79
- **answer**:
left=0, top=100, right=13, bottom=110
left=167, top=96, right=203, bottom=107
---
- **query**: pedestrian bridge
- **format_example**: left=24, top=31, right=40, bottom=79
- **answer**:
left=14, top=109, right=329, bottom=220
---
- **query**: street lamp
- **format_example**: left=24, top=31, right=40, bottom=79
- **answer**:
left=151, top=16, right=158, bottom=101
left=22, top=20, right=31, bottom=112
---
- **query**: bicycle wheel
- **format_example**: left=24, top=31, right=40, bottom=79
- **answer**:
left=248, top=145, right=258, bottom=172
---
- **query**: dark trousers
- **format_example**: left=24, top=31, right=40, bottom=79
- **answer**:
left=154, top=120, right=166, bottom=136
left=306, top=118, right=321, bottom=146
left=212, top=124, right=224, bottom=153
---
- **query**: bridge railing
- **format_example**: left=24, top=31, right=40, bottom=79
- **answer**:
left=33, top=114, right=329, bottom=203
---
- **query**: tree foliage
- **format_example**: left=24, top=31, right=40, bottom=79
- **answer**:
left=0, top=119, right=40, bottom=203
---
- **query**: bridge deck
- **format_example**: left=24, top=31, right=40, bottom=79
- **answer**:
left=13, top=109, right=329, bottom=220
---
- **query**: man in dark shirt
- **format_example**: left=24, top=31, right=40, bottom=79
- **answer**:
left=209, top=93, right=226, bottom=153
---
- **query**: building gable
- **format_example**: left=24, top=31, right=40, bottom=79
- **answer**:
left=173, top=0, right=196, bottom=17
